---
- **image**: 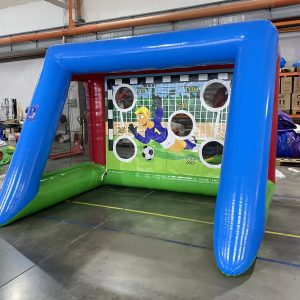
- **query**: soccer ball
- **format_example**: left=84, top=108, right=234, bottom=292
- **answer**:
left=142, top=145, right=154, bottom=160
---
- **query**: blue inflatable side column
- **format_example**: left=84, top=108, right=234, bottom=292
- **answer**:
left=214, top=26, right=278, bottom=275
left=0, top=51, right=72, bottom=223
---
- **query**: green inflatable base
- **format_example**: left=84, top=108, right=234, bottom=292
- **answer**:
left=1, top=164, right=275, bottom=226
left=103, top=169, right=219, bottom=196
left=104, top=169, right=274, bottom=218
left=2, top=162, right=105, bottom=226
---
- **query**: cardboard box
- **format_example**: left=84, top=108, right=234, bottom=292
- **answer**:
left=280, top=77, right=293, bottom=94
left=278, top=93, right=291, bottom=112
left=281, top=67, right=295, bottom=73
left=293, top=76, right=300, bottom=93
left=292, top=93, right=300, bottom=113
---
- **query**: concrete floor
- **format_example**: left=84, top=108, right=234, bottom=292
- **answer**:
left=0, top=151, right=299, bottom=299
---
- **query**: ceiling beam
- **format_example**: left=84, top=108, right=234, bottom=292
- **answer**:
left=44, top=0, right=68, bottom=9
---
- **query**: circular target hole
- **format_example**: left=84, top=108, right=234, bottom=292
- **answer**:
left=170, top=111, right=195, bottom=139
left=114, top=137, right=137, bottom=162
left=113, top=84, right=136, bottom=112
left=203, top=81, right=229, bottom=110
left=200, top=140, right=223, bottom=168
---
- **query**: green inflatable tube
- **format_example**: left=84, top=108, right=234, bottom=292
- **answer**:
left=104, top=169, right=274, bottom=217
left=2, top=162, right=105, bottom=226
left=1, top=165, right=274, bottom=226
left=103, top=169, right=220, bottom=196
left=266, top=180, right=275, bottom=218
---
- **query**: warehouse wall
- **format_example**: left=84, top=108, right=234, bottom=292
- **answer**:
left=279, top=32, right=300, bottom=66
left=0, top=1, right=64, bottom=36
left=81, top=0, right=226, bottom=22
left=0, top=0, right=226, bottom=37
left=0, top=58, right=43, bottom=112
left=0, top=58, right=80, bottom=135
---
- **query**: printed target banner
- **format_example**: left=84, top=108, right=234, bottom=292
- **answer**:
left=105, top=71, right=232, bottom=177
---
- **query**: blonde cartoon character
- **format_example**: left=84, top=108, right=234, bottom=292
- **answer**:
left=128, top=96, right=196, bottom=152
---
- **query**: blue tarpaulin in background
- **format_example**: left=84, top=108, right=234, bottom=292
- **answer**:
left=277, top=110, right=300, bottom=157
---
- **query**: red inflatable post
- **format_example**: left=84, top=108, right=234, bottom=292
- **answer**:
left=268, top=58, right=280, bottom=183
left=85, top=77, right=106, bottom=165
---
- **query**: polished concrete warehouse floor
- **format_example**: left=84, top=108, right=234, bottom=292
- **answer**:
left=0, top=162, right=299, bottom=299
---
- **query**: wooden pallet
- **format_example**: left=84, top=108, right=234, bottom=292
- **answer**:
left=279, top=72, right=300, bottom=77
left=292, top=110, right=300, bottom=115
left=289, top=114, right=300, bottom=119
left=276, top=158, right=300, bottom=166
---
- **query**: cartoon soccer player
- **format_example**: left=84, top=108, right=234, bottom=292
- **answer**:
left=128, top=96, right=197, bottom=152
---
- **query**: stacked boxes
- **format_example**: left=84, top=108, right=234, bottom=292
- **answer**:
left=278, top=94, right=291, bottom=112
left=279, top=74, right=300, bottom=114
left=279, top=76, right=292, bottom=113
left=293, top=76, right=300, bottom=93
left=281, top=67, right=295, bottom=73
left=292, top=76, right=300, bottom=114
left=280, top=76, right=292, bottom=93
left=292, top=93, right=300, bottom=114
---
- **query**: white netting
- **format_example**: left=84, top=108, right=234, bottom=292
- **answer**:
left=111, top=77, right=231, bottom=142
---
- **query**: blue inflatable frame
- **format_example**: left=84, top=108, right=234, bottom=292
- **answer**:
left=0, top=20, right=278, bottom=276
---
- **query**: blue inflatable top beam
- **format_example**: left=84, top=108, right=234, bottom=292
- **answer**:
left=0, top=20, right=278, bottom=276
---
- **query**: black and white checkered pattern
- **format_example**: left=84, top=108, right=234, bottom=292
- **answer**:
left=106, top=72, right=231, bottom=89
left=107, top=89, right=114, bottom=150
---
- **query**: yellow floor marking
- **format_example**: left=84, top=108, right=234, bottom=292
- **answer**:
left=69, top=200, right=213, bottom=225
left=265, top=230, right=300, bottom=239
left=69, top=200, right=300, bottom=240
